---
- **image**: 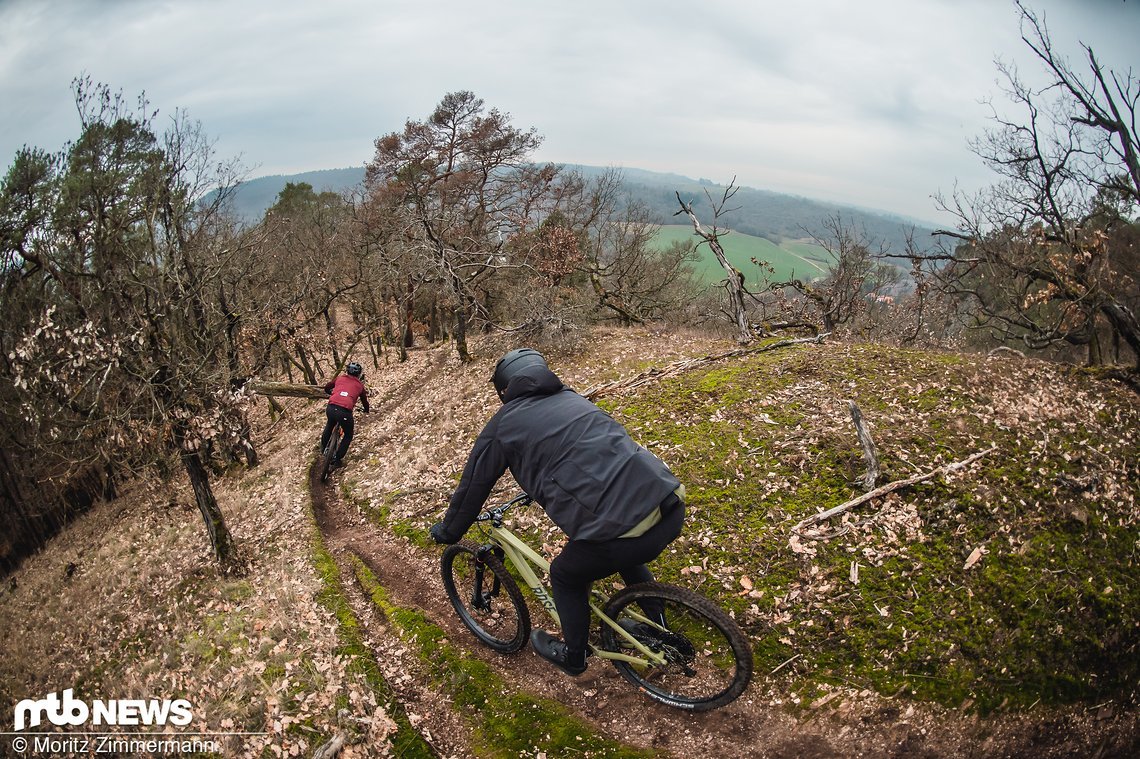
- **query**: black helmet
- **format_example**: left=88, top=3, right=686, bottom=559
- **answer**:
left=491, top=348, right=547, bottom=398
left=346, top=362, right=363, bottom=377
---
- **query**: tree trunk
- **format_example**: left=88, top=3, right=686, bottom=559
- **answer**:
left=219, top=285, right=242, bottom=375
left=1100, top=301, right=1140, bottom=369
left=403, top=275, right=415, bottom=348
left=712, top=241, right=750, bottom=343
left=180, top=446, right=236, bottom=567
left=296, top=345, right=318, bottom=385
left=675, top=192, right=751, bottom=344
left=1087, top=329, right=1104, bottom=367
left=454, top=306, right=470, bottom=362
left=247, top=381, right=327, bottom=399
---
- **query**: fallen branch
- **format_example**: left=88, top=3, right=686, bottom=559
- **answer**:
left=582, top=334, right=829, bottom=400
left=246, top=381, right=327, bottom=400
left=847, top=400, right=880, bottom=491
left=792, top=445, right=997, bottom=532
left=312, top=733, right=346, bottom=759
left=987, top=346, right=1026, bottom=359
left=770, top=653, right=802, bottom=675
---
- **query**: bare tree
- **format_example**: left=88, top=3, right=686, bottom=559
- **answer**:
left=247, top=181, right=370, bottom=381
left=769, top=214, right=900, bottom=334
left=0, top=79, right=251, bottom=568
left=921, top=2, right=1140, bottom=367
left=364, top=91, right=560, bottom=361
left=675, top=181, right=752, bottom=343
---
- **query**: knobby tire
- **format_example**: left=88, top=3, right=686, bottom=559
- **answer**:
left=441, top=540, right=530, bottom=653
left=601, top=581, right=753, bottom=711
left=320, top=426, right=341, bottom=483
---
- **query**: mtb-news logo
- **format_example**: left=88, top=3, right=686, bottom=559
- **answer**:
left=12, top=689, right=193, bottom=731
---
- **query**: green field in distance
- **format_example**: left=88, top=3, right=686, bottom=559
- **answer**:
left=652, top=225, right=831, bottom=286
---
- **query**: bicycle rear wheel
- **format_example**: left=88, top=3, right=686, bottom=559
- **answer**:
left=601, top=581, right=753, bottom=711
left=320, top=427, right=341, bottom=482
left=441, top=541, right=530, bottom=653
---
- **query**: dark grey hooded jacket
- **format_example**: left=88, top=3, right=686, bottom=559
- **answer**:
left=437, top=364, right=680, bottom=542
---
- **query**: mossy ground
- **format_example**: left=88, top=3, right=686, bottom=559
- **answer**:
left=600, top=342, right=1139, bottom=712
left=350, top=556, right=655, bottom=758
left=5, top=331, right=1135, bottom=757
left=307, top=480, right=435, bottom=756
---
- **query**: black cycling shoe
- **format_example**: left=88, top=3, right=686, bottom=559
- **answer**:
left=530, top=630, right=587, bottom=676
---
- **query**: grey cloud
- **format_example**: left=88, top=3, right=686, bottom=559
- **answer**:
left=1, top=0, right=1135, bottom=224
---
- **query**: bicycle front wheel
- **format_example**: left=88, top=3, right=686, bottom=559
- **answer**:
left=441, top=541, right=530, bottom=653
left=601, top=582, right=753, bottom=711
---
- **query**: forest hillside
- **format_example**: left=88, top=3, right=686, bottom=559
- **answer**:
left=225, top=165, right=934, bottom=255
left=1, top=328, right=1137, bottom=758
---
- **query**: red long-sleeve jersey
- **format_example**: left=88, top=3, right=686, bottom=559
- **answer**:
left=324, top=375, right=369, bottom=412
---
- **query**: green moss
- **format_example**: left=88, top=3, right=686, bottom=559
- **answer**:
left=341, top=484, right=435, bottom=549
left=220, top=579, right=253, bottom=602
left=591, top=343, right=1140, bottom=712
left=181, top=610, right=250, bottom=664
left=307, top=489, right=435, bottom=757
left=351, top=557, right=656, bottom=758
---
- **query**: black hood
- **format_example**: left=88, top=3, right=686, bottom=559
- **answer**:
left=500, top=364, right=564, bottom=403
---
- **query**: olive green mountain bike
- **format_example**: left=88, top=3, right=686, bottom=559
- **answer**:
left=440, top=494, right=753, bottom=711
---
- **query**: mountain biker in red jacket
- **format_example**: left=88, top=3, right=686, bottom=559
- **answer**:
left=320, top=361, right=370, bottom=470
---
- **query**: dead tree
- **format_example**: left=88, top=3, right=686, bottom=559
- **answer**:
left=675, top=181, right=752, bottom=344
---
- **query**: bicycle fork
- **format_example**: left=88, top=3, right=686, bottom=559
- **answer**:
left=470, top=546, right=505, bottom=612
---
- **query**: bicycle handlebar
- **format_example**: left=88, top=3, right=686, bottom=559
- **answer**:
left=475, top=493, right=533, bottom=523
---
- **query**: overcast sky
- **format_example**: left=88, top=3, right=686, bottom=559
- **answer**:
left=1, top=0, right=1136, bottom=226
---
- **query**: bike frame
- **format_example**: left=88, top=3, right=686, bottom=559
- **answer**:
left=474, top=500, right=668, bottom=667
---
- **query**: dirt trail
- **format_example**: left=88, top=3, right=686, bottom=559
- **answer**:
left=303, top=346, right=820, bottom=757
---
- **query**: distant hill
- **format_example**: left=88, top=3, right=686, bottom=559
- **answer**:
left=565, top=164, right=937, bottom=257
left=227, top=167, right=367, bottom=220
left=226, top=164, right=936, bottom=257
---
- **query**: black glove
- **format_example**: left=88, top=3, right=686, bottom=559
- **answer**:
left=429, top=522, right=457, bottom=545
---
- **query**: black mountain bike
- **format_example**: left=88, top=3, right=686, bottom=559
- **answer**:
left=319, top=424, right=342, bottom=483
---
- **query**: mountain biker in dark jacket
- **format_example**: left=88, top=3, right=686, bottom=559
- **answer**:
left=430, top=348, right=685, bottom=676
left=320, top=361, right=370, bottom=470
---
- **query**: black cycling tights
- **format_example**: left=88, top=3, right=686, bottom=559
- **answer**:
left=320, top=405, right=355, bottom=463
left=549, top=500, right=685, bottom=656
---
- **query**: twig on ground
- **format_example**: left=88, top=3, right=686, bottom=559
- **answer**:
left=771, top=653, right=803, bottom=675
left=792, top=446, right=998, bottom=533
left=987, top=346, right=1026, bottom=359
left=312, top=733, right=346, bottom=759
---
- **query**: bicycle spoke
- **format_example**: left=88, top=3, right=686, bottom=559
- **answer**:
left=602, top=583, right=752, bottom=711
